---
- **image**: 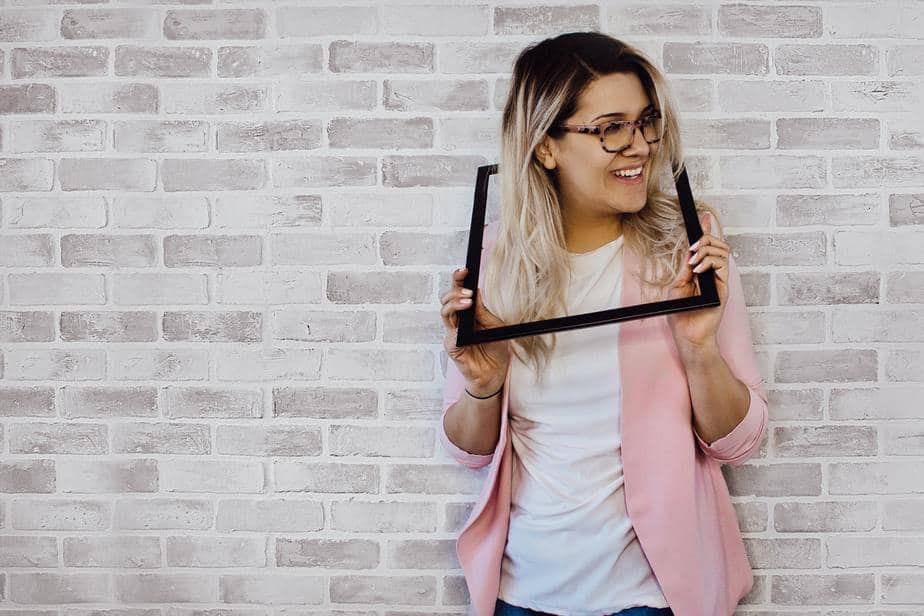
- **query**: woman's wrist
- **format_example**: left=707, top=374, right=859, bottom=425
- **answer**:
left=465, top=379, right=504, bottom=399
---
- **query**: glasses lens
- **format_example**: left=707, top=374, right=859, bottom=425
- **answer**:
left=603, top=113, right=663, bottom=151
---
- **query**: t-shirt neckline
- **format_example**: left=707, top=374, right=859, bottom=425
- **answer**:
left=567, top=234, right=624, bottom=258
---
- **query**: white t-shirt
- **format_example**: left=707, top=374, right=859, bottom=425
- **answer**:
left=497, top=233, right=671, bottom=616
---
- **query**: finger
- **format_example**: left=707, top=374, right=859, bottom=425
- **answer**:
left=692, top=255, right=727, bottom=274
left=440, top=292, right=473, bottom=331
left=689, top=233, right=729, bottom=252
left=440, top=287, right=470, bottom=305
left=693, top=257, right=729, bottom=288
left=688, top=245, right=729, bottom=267
left=440, top=267, right=470, bottom=303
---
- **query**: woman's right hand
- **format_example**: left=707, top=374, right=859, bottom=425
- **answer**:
left=440, top=266, right=511, bottom=396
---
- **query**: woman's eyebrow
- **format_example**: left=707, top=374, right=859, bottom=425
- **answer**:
left=590, top=103, right=655, bottom=123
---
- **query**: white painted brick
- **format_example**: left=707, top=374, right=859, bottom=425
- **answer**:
left=164, top=535, right=265, bottom=566
left=3, top=349, right=105, bottom=380
left=0, top=233, right=54, bottom=266
left=110, top=193, right=209, bottom=229
left=832, top=80, right=924, bottom=112
left=611, top=4, right=711, bottom=36
left=887, top=44, right=924, bottom=77
left=115, top=45, right=210, bottom=77
left=218, top=44, right=323, bottom=78
left=219, top=573, right=325, bottom=604
left=112, top=273, right=208, bottom=305
left=12, top=498, right=110, bottom=531
left=114, top=498, right=212, bottom=530
left=211, top=194, right=321, bottom=229
left=718, top=79, right=825, bottom=112
left=12, top=46, right=107, bottom=78
left=834, top=229, right=924, bottom=266
left=113, top=120, right=209, bottom=153
left=164, top=9, right=266, bottom=40
left=0, top=9, right=58, bottom=42
left=159, top=459, right=263, bottom=493
left=775, top=44, right=877, bottom=76
left=57, top=459, right=157, bottom=493
left=0, top=157, right=54, bottom=190
left=62, top=385, right=157, bottom=418
left=275, top=6, right=377, bottom=38
left=62, top=535, right=160, bottom=567
left=58, top=82, right=156, bottom=113
left=827, top=5, right=924, bottom=39
left=10, top=572, right=110, bottom=603
left=8, top=119, right=106, bottom=153
left=271, top=156, right=377, bottom=188
left=108, top=349, right=209, bottom=381
left=59, top=158, right=156, bottom=192
left=215, top=347, right=321, bottom=381
left=383, top=4, right=488, bottom=36
left=115, top=573, right=218, bottom=602
left=2, top=195, right=106, bottom=228
left=494, top=5, right=598, bottom=35
left=1, top=7, right=920, bottom=614
left=216, top=499, right=324, bottom=532
left=718, top=4, right=820, bottom=38
left=61, top=8, right=160, bottom=40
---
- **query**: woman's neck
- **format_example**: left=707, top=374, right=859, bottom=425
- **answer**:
left=563, top=216, right=623, bottom=254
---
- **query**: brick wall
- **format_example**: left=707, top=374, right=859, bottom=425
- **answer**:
left=0, top=1, right=922, bottom=612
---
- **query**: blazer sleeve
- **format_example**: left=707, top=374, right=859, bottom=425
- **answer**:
left=692, top=213, right=769, bottom=466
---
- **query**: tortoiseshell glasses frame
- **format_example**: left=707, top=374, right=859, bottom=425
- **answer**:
left=554, top=110, right=664, bottom=154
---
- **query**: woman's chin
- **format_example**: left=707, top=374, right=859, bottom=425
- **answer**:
left=614, top=196, right=648, bottom=213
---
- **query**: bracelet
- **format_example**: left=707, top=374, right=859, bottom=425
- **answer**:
left=465, top=383, right=504, bottom=400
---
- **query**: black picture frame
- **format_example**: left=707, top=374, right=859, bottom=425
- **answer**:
left=456, top=163, right=720, bottom=347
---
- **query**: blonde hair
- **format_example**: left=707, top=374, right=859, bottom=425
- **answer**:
left=483, top=32, right=722, bottom=386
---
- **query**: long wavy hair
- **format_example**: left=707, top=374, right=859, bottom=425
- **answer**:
left=483, top=32, right=722, bottom=386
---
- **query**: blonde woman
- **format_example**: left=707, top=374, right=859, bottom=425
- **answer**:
left=439, top=32, right=768, bottom=616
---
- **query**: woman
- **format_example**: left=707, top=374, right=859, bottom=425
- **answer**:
left=439, top=33, right=768, bottom=616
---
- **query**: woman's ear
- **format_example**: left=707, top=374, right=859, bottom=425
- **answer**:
left=534, top=138, right=557, bottom=170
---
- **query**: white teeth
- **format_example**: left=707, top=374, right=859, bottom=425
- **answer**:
left=614, top=166, right=643, bottom=178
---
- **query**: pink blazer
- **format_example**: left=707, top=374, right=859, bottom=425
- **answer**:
left=440, top=217, right=769, bottom=616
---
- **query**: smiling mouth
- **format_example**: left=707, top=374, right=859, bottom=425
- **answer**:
left=610, top=164, right=646, bottom=182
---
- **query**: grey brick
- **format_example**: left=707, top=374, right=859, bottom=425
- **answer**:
left=164, top=9, right=266, bottom=40
left=12, top=46, right=107, bottom=78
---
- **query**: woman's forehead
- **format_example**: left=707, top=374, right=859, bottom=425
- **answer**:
left=575, top=73, right=651, bottom=122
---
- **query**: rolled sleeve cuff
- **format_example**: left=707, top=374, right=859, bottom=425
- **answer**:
left=440, top=407, right=495, bottom=469
left=694, top=380, right=767, bottom=465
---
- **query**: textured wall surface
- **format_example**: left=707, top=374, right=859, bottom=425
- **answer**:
left=1, top=0, right=923, bottom=612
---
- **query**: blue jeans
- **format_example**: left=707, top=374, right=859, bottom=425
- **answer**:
left=494, top=598, right=673, bottom=616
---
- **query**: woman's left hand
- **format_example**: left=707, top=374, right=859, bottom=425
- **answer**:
left=666, top=215, right=730, bottom=351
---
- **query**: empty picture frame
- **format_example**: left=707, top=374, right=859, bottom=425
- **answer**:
left=456, top=163, right=719, bottom=347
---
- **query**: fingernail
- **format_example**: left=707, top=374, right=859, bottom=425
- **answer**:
left=461, top=298, right=472, bottom=303
left=461, top=288, right=473, bottom=296
left=688, top=255, right=696, bottom=264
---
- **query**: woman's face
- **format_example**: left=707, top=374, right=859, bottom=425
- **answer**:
left=537, top=71, right=660, bottom=219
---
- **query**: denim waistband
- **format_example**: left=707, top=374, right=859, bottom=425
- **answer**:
left=494, top=598, right=673, bottom=616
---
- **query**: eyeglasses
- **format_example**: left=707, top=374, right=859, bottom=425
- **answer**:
left=555, top=110, right=663, bottom=153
